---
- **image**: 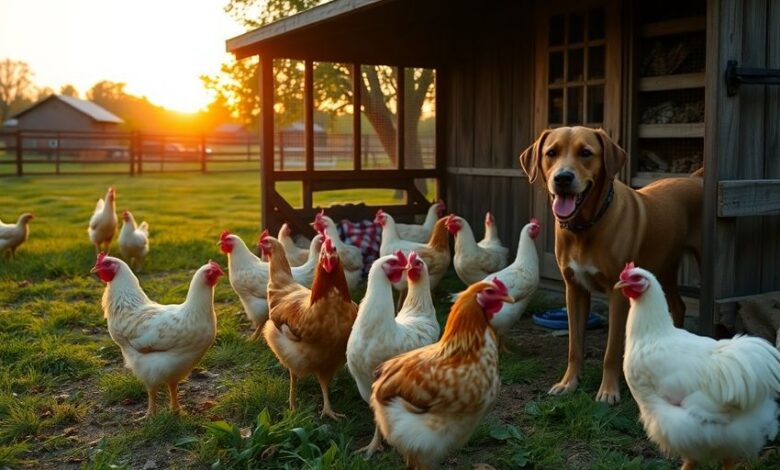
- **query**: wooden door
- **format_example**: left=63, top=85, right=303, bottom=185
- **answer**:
left=530, top=0, right=622, bottom=280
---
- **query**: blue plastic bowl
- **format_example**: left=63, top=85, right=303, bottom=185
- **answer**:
left=532, top=308, right=602, bottom=330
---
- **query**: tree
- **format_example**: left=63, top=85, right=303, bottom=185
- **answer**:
left=35, top=86, right=54, bottom=101
left=59, top=84, right=79, bottom=98
left=211, top=0, right=435, bottom=177
left=0, top=59, right=35, bottom=124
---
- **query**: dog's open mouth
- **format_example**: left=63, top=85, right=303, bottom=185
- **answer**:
left=552, top=183, right=592, bottom=220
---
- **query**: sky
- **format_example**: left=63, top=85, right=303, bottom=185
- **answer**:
left=0, top=0, right=246, bottom=113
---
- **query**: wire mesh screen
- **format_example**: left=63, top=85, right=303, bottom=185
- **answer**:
left=361, top=65, right=397, bottom=169
left=639, top=88, right=705, bottom=124
left=403, top=68, right=436, bottom=170
left=638, top=138, right=703, bottom=174
left=640, top=32, right=706, bottom=77
left=313, top=62, right=353, bottom=170
left=273, top=58, right=305, bottom=171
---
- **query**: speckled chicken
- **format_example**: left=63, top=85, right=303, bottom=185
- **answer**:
left=261, top=232, right=358, bottom=419
left=347, top=251, right=440, bottom=455
left=370, top=278, right=512, bottom=470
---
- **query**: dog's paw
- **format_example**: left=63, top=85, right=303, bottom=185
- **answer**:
left=548, top=378, right=578, bottom=396
left=595, top=387, right=621, bottom=405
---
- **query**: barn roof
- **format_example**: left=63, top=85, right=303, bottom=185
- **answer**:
left=12, top=95, right=124, bottom=124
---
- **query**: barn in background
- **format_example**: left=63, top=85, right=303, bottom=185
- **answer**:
left=226, top=0, right=780, bottom=335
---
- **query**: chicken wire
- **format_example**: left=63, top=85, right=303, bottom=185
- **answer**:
left=361, top=65, right=397, bottom=170
left=273, top=58, right=305, bottom=171
left=638, top=138, right=703, bottom=174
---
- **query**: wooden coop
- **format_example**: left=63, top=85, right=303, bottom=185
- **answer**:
left=227, top=0, right=780, bottom=335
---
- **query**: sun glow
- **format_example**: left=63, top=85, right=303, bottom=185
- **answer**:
left=0, top=0, right=244, bottom=114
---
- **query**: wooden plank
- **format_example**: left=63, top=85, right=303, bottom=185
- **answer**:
left=718, top=180, right=780, bottom=217
left=638, top=123, right=705, bottom=138
left=763, top=0, right=780, bottom=291
left=473, top=38, right=493, bottom=168
left=638, top=73, right=706, bottom=91
left=701, top=0, right=741, bottom=335
left=632, top=172, right=693, bottom=187
left=435, top=67, right=447, bottom=202
left=304, top=60, right=314, bottom=174
left=446, top=167, right=527, bottom=178
left=397, top=66, right=405, bottom=170
left=641, top=15, right=706, bottom=37
left=271, top=168, right=437, bottom=181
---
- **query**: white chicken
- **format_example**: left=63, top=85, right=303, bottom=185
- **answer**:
left=91, top=253, right=223, bottom=416
left=311, top=210, right=363, bottom=290
left=88, top=186, right=118, bottom=253
left=478, top=211, right=502, bottom=249
left=453, top=219, right=540, bottom=347
left=617, top=263, right=780, bottom=470
left=375, top=210, right=451, bottom=290
left=118, top=210, right=149, bottom=270
left=347, top=251, right=440, bottom=456
left=447, top=213, right=509, bottom=285
left=0, top=213, right=34, bottom=258
left=219, top=230, right=323, bottom=337
left=278, top=222, right=309, bottom=267
left=394, top=199, right=446, bottom=243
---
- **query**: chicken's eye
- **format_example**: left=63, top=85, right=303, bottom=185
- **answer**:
left=545, top=148, right=557, bottom=158
left=485, top=289, right=495, bottom=295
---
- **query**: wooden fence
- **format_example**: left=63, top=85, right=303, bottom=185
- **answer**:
left=0, top=130, right=435, bottom=177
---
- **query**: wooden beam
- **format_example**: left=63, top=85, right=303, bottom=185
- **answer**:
left=260, top=56, right=275, bottom=230
left=446, top=167, right=528, bottom=178
left=397, top=66, right=405, bottom=170
left=435, top=68, right=446, bottom=202
left=718, top=179, right=780, bottom=217
left=353, top=63, right=362, bottom=171
left=270, top=168, right=438, bottom=181
left=303, top=60, right=314, bottom=210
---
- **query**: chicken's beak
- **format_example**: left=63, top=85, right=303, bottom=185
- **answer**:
left=500, top=294, right=514, bottom=304
left=216, top=240, right=223, bottom=246
left=89, top=265, right=100, bottom=274
left=614, top=280, right=628, bottom=290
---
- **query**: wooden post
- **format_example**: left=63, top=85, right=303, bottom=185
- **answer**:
left=304, top=59, right=314, bottom=210
left=397, top=66, right=405, bottom=171
left=260, top=55, right=275, bottom=230
left=129, top=131, right=136, bottom=176
left=200, top=133, right=207, bottom=173
left=55, top=132, right=61, bottom=175
left=353, top=63, right=362, bottom=171
left=15, top=130, right=22, bottom=177
left=137, top=132, right=144, bottom=175
left=435, top=68, right=446, bottom=202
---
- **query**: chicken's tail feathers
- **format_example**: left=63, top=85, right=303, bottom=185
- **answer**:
left=138, top=221, right=149, bottom=235
left=448, top=290, right=464, bottom=303
left=711, top=335, right=780, bottom=408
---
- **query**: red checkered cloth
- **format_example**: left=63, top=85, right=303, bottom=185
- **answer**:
left=336, top=219, right=382, bottom=276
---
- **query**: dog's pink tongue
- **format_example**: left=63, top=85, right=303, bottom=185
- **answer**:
left=553, top=195, right=577, bottom=218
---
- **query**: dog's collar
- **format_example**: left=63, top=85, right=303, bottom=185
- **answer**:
left=558, top=183, right=614, bottom=232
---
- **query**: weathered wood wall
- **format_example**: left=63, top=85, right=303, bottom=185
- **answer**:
left=701, top=0, right=780, bottom=331
left=443, top=1, right=536, bottom=258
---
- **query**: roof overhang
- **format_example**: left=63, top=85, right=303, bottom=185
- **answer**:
left=225, top=0, right=459, bottom=68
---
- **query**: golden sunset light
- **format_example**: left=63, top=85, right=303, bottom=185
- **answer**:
left=0, top=0, right=244, bottom=113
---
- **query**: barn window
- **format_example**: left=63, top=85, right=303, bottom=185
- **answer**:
left=545, top=9, right=606, bottom=128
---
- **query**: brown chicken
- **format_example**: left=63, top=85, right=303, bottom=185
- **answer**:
left=370, top=278, right=512, bottom=469
left=260, top=231, right=358, bottom=419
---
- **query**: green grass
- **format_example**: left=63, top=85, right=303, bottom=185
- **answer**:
left=1, top=172, right=779, bottom=469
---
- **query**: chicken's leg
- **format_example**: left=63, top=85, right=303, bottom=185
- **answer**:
left=316, top=372, right=343, bottom=420
left=357, top=426, right=384, bottom=456
left=288, top=370, right=298, bottom=410
left=168, top=381, right=180, bottom=413
left=680, top=459, right=697, bottom=470
left=145, top=386, right=158, bottom=417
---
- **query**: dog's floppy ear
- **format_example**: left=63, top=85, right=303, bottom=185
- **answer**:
left=519, top=129, right=552, bottom=184
left=595, top=128, right=627, bottom=180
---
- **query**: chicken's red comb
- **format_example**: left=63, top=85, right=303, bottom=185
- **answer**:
left=485, top=211, right=494, bottom=224
left=374, top=209, right=385, bottom=223
left=314, top=209, right=325, bottom=222
left=323, top=235, right=335, bottom=254
left=530, top=217, right=540, bottom=226
left=490, top=277, right=509, bottom=296
left=208, top=259, right=224, bottom=274
left=406, top=251, right=417, bottom=266
left=437, top=198, right=445, bottom=207
left=620, top=262, right=636, bottom=282
left=220, top=230, right=231, bottom=242
left=123, top=209, right=129, bottom=217
left=393, top=249, right=408, bottom=265
left=96, top=251, right=107, bottom=264
left=259, top=229, right=270, bottom=242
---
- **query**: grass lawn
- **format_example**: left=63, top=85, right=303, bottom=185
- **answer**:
left=0, top=172, right=778, bottom=469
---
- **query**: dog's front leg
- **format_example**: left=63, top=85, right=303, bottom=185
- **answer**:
left=596, top=292, right=629, bottom=404
left=549, top=279, right=591, bottom=396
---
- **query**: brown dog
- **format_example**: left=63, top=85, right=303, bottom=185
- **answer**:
left=520, top=127, right=702, bottom=404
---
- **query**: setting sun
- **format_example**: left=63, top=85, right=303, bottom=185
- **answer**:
left=0, top=0, right=244, bottom=113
